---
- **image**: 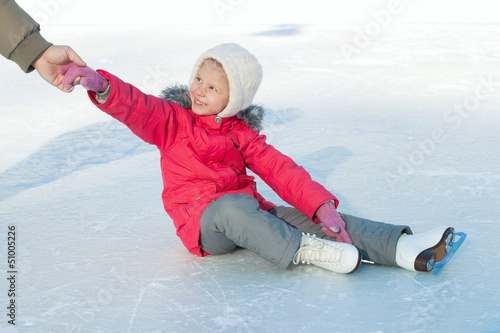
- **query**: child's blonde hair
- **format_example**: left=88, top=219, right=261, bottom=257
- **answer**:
left=202, top=58, right=227, bottom=78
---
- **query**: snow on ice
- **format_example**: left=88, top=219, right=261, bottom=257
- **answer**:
left=1, top=5, right=500, bottom=333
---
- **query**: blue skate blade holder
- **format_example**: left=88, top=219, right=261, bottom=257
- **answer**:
left=432, top=232, right=467, bottom=275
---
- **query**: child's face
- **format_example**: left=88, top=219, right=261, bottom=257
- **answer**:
left=189, top=60, right=230, bottom=116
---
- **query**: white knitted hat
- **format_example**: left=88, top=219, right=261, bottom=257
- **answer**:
left=189, top=43, right=263, bottom=118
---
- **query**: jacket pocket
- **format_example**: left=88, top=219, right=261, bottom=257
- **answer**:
left=222, top=137, right=245, bottom=171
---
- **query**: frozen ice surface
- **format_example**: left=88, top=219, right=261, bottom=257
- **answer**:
left=1, top=23, right=499, bottom=332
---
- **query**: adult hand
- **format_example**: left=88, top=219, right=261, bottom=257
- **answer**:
left=32, top=45, right=86, bottom=92
left=316, top=202, right=353, bottom=244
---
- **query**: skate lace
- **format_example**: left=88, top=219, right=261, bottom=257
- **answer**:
left=293, top=237, right=343, bottom=267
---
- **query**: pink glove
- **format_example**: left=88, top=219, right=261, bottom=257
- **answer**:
left=316, top=201, right=353, bottom=244
left=59, top=63, right=108, bottom=92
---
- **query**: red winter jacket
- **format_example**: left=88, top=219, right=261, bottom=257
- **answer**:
left=88, top=70, right=337, bottom=256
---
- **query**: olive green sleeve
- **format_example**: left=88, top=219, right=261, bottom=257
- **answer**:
left=0, top=0, right=52, bottom=72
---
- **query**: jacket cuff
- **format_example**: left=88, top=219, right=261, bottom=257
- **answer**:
left=10, top=30, right=52, bottom=73
left=88, top=70, right=114, bottom=108
left=95, top=84, right=111, bottom=104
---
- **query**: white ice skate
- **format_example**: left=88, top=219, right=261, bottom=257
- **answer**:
left=396, top=227, right=466, bottom=275
left=293, top=233, right=361, bottom=274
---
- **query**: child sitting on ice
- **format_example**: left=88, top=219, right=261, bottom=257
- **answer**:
left=60, top=43, right=464, bottom=274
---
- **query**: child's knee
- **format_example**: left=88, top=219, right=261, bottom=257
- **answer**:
left=202, top=238, right=237, bottom=255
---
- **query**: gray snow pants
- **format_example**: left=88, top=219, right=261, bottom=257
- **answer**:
left=199, top=193, right=412, bottom=269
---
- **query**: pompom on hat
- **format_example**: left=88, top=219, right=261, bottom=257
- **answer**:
left=189, top=43, right=263, bottom=118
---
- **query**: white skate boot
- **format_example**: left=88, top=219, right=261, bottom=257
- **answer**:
left=293, top=233, right=361, bottom=274
left=396, top=227, right=466, bottom=274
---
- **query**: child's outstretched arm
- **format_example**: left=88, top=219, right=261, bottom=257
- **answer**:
left=59, top=65, right=182, bottom=150
left=59, top=63, right=109, bottom=93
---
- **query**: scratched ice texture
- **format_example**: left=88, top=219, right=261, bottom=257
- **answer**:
left=1, top=15, right=499, bottom=333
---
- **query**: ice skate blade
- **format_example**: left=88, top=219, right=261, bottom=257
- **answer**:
left=431, top=232, right=466, bottom=275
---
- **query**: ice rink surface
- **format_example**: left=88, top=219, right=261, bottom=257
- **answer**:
left=1, top=11, right=499, bottom=333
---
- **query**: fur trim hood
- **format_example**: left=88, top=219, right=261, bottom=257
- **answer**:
left=159, top=85, right=265, bottom=132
